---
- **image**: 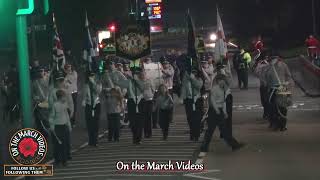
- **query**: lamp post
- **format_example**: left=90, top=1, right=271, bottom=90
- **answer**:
left=16, top=0, right=49, bottom=128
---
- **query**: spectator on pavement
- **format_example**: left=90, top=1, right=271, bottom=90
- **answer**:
left=305, top=35, right=320, bottom=59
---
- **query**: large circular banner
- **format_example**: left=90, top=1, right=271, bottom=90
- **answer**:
left=116, top=18, right=151, bottom=60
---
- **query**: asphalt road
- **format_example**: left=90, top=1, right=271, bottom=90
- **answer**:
left=193, top=74, right=320, bottom=180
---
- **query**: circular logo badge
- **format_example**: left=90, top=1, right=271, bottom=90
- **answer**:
left=9, top=128, right=47, bottom=165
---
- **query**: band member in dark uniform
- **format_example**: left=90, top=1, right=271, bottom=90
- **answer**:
left=181, top=69, right=203, bottom=141
left=82, top=72, right=102, bottom=146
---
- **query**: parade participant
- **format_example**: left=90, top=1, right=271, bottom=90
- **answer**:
left=82, top=71, right=102, bottom=146
left=181, top=69, right=203, bottom=141
left=136, top=70, right=155, bottom=138
left=64, top=64, right=78, bottom=126
left=160, top=57, right=175, bottom=96
left=116, top=61, right=124, bottom=73
left=254, top=56, right=270, bottom=120
left=153, top=84, right=174, bottom=140
left=201, top=57, right=214, bottom=93
left=123, top=61, right=133, bottom=79
left=238, top=49, right=252, bottom=90
left=199, top=74, right=244, bottom=156
left=32, top=67, right=50, bottom=137
left=48, top=71, right=73, bottom=159
left=265, top=52, right=293, bottom=131
left=101, top=60, right=128, bottom=94
left=49, top=90, right=72, bottom=166
left=127, top=68, right=144, bottom=145
left=106, top=88, right=124, bottom=142
left=305, top=35, right=320, bottom=59
left=160, top=57, right=175, bottom=123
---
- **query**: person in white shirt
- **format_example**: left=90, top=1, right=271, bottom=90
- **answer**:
left=106, top=88, right=124, bottom=142
left=49, top=90, right=72, bottom=166
left=82, top=72, right=102, bottom=147
left=153, top=84, right=174, bottom=140
left=200, top=74, right=244, bottom=154
left=136, top=70, right=155, bottom=138
left=64, top=64, right=78, bottom=126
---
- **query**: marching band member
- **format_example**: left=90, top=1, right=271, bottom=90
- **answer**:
left=64, top=64, right=78, bottom=126
left=106, top=87, right=124, bottom=142
left=32, top=67, right=50, bottom=137
left=181, top=69, right=203, bottom=141
left=153, top=84, right=174, bottom=140
left=49, top=90, right=72, bottom=166
left=82, top=71, right=102, bottom=146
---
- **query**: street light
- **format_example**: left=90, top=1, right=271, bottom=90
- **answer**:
left=210, top=33, right=217, bottom=41
left=109, top=24, right=116, bottom=32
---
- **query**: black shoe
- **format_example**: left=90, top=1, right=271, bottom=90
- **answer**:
left=232, top=143, right=246, bottom=152
left=280, top=127, right=287, bottom=132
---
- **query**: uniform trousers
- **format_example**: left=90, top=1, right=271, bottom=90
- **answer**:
left=85, top=103, right=100, bottom=146
left=127, top=98, right=144, bottom=144
left=107, top=113, right=120, bottom=141
left=53, top=124, right=70, bottom=163
left=184, top=98, right=202, bottom=140
left=200, top=107, right=240, bottom=152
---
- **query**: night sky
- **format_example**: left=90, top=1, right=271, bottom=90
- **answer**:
left=1, top=0, right=320, bottom=50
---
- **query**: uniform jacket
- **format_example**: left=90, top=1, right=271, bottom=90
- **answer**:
left=65, top=71, right=78, bottom=94
left=49, top=100, right=72, bottom=131
left=82, top=78, right=102, bottom=108
left=162, top=65, right=175, bottom=89
left=32, top=77, right=49, bottom=103
left=265, top=59, right=292, bottom=89
left=180, top=72, right=203, bottom=100
left=48, top=86, right=74, bottom=118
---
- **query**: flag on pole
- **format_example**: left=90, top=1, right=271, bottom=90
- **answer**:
left=186, top=10, right=199, bottom=73
left=83, top=12, right=96, bottom=71
left=52, top=13, right=65, bottom=71
left=214, top=7, right=228, bottom=63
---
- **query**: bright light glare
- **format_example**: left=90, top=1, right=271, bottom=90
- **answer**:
left=210, top=33, right=217, bottom=41
left=98, top=31, right=111, bottom=43
left=205, top=43, right=215, bottom=48
left=228, top=42, right=238, bottom=47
